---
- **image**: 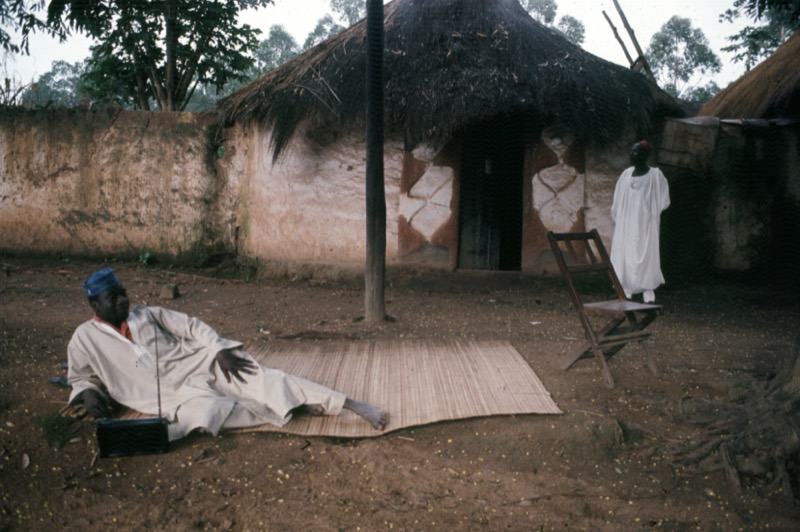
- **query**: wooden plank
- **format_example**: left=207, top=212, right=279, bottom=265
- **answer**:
left=566, top=263, right=609, bottom=274
left=597, top=330, right=651, bottom=346
left=585, top=301, right=661, bottom=312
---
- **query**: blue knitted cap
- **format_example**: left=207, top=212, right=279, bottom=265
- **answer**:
left=83, top=267, right=122, bottom=297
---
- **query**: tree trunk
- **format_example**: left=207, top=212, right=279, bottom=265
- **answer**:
left=163, top=0, right=178, bottom=111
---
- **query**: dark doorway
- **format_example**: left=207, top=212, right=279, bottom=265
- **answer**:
left=457, top=114, right=525, bottom=271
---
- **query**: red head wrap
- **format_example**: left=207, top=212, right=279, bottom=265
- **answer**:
left=637, top=140, right=652, bottom=153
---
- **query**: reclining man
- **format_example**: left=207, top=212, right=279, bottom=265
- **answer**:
left=68, top=267, right=386, bottom=441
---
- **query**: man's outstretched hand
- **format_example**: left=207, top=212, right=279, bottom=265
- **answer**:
left=216, top=348, right=258, bottom=383
left=80, top=388, right=110, bottom=418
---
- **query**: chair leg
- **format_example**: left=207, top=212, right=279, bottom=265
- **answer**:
left=642, top=340, right=658, bottom=376
left=561, top=341, right=591, bottom=370
left=589, top=343, right=615, bottom=388
left=562, top=318, right=626, bottom=370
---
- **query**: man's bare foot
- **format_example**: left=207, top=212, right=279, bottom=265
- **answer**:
left=293, top=404, right=325, bottom=416
left=343, top=398, right=387, bottom=430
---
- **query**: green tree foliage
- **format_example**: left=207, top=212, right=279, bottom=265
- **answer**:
left=44, top=0, right=273, bottom=111
left=253, top=24, right=299, bottom=75
left=79, top=44, right=140, bottom=108
left=557, top=15, right=585, bottom=46
left=521, top=0, right=556, bottom=25
left=187, top=23, right=300, bottom=110
left=721, top=1, right=798, bottom=70
left=303, top=14, right=344, bottom=50
left=731, top=0, right=800, bottom=23
left=684, top=80, right=721, bottom=104
left=330, top=0, right=365, bottom=26
left=182, top=84, right=222, bottom=111
left=519, top=0, right=585, bottom=46
left=301, top=0, right=362, bottom=52
left=21, top=58, right=85, bottom=107
left=0, top=0, right=50, bottom=54
left=647, top=16, right=722, bottom=100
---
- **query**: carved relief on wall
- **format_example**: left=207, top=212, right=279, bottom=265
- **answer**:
left=531, top=133, right=585, bottom=233
left=398, top=163, right=453, bottom=255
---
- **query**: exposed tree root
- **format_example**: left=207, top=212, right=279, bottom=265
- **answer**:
left=669, top=335, right=800, bottom=500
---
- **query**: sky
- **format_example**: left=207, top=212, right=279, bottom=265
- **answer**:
left=2, top=0, right=751, bottom=89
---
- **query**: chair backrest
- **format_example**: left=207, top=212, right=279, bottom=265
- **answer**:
left=546, top=229, right=627, bottom=304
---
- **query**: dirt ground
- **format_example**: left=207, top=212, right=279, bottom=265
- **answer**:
left=1, top=257, right=799, bottom=531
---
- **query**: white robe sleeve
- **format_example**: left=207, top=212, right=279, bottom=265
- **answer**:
left=67, top=324, right=109, bottom=404
left=655, top=168, right=670, bottom=213
left=140, top=306, right=242, bottom=361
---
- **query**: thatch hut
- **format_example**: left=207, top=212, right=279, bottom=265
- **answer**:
left=700, top=31, right=800, bottom=119
left=217, top=0, right=681, bottom=273
left=658, top=32, right=800, bottom=287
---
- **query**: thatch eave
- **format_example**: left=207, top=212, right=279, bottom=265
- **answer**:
left=218, top=0, right=682, bottom=160
left=699, top=31, right=800, bottom=120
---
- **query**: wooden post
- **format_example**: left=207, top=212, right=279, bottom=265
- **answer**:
left=364, top=0, right=386, bottom=322
left=611, top=0, right=658, bottom=84
left=602, top=10, right=635, bottom=67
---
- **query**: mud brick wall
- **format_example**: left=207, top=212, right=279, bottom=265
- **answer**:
left=0, top=109, right=226, bottom=262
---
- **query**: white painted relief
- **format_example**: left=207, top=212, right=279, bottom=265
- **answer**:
left=532, top=135, right=585, bottom=231
left=399, top=164, right=453, bottom=240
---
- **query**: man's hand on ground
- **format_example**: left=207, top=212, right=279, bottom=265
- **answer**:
left=216, top=348, right=258, bottom=383
left=80, top=389, right=110, bottom=418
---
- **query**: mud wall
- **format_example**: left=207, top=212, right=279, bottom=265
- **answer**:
left=0, top=109, right=226, bottom=262
left=710, top=121, right=800, bottom=288
left=659, top=117, right=800, bottom=287
left=0, top=108, right=405, bottom=269
left=0, top=108, right=655, bottom=275
left=216, top=124, right=404, bottom=267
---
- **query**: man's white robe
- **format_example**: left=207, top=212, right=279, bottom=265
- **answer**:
left=68, top=305, right=345, bottom=441
left=610, top=166, right=670, bottom=296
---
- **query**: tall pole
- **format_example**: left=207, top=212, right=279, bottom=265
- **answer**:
left=602, top=10, right=635, bottom=67
left=364, top=0, right=386, bottom=322
left=612, top=0, right=657, bottom=84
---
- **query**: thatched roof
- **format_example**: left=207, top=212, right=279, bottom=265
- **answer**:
left=699, top=31, right=800, bottom=119
left=218, top=0, right=681, bottom=159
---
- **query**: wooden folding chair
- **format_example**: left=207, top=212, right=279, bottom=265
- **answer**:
left=546, top=229, right=660, bottom=388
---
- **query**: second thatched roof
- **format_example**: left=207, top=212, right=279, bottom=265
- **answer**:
left=219, top=0, right=681, bottom=159
left=700, top=31, right=800, bottom=119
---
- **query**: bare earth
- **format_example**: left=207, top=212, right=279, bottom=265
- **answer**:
left=1, top=258, right=799, bottom=531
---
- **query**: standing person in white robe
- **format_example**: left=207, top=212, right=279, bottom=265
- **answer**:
left=68, top=268, right=386, bottom=441
left=610, top=140, right=670, bottom=303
